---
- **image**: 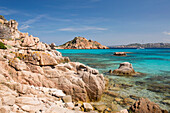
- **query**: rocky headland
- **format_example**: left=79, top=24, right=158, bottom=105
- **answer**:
left=56, top=36, right=109, bottom=49
left=0, top=16, right=168, bottom=113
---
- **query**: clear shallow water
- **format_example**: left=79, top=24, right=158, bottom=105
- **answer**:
left=57, top=49, right=170, bottom=110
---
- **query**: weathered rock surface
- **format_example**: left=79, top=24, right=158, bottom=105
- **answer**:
left=21, top=35, right=36, bottom=47
left=0, top=19, right=19, bottom=39
left=9, top=58, right=30, bottom=71
left=57, top=36, right=109, bottom=49
left=83, top=103, right=93, bottom=112
left=128, top=98, right=168, bottom=113
left=112, top=62, right=137, bottom=75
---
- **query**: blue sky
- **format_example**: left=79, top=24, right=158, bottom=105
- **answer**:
left=1, top=0, right=170, bottom=46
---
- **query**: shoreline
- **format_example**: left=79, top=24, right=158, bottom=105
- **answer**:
left=0, top=17, right=169, bottom=113
left=58, top=48, right=170, bottom=112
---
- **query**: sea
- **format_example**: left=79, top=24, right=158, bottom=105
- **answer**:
left=57, top=48, right=170, bottom=111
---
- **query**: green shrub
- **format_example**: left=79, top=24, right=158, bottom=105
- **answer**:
left=0, top=42, right=7, bottom=49
left=17, top=56, right=21, bottom=60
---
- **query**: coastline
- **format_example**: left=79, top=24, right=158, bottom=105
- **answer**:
left=109, top=47, right=170, bottom=49
left=0, top=17, right=169, bottom=113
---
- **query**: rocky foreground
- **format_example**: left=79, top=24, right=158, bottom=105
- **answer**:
left=56, top=36, right=109, bottom=49
left=0, top=16, right=105, bottom=113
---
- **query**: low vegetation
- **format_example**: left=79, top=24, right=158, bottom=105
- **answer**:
left=0, top=42, right=7, bottom=49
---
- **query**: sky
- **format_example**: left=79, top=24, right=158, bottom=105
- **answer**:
left=0, top=0, right=170, bottom=46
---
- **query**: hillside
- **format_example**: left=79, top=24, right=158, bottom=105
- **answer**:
left=57, top=36, right=109, bottom=49
left=110, top=43, right=170, bottom=48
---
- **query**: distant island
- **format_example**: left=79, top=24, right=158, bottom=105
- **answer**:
left=110, top=43, right=170, bottom=48
left=56, top=36, right=109, bottom=49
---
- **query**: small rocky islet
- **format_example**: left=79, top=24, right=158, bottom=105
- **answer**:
left=56, top=36, right=109, bottom=49
left=0, top=16, right=168, bottom=113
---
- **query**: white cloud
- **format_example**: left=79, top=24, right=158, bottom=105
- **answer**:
left=58, top=26, right=107, bottom=32
left=163, top=31, right=170, bottom=35
left=19, top=14, right=73, bottom=30
left=22, top=15, right=45, bottom=25
left=0, top=7, right=18, bottom=15
left=20, top=25, right=30, bottom=30
left=19, top=15, right=45, bottom=30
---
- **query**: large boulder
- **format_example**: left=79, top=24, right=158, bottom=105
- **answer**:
left=21, top=35, right=36, bottom=47
left=69, top=62, right=104, bottom=101
left=45, top=62, right=105, bottom=102
left=112, top=62, right=136, bottom=75
left=56, top=75, right=88, bottom=101
left=128, top=98, right=168, bottom=113
left=30, top=42, right=50, bottom=51
left=34, top=42, right=46, bottom=50
left=81, top=72, right=104, bottom=101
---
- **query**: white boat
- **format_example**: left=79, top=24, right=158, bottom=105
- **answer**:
left=137, top=47, right=145, bottom=49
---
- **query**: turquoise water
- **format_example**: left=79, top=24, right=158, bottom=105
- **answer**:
left=57, top=49, right=170, bottom=110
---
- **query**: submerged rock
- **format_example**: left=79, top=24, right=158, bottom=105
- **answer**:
left=128, top=98, right=168, bottom=113
left=147, top=83, right=170, bottom=94
left=93, top=104, right=107, bottom=112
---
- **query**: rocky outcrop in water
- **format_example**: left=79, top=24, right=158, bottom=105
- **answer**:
left=57, top=36, right=109, bottom=49
left=114, top=52, right=127, bottom=56
left=109, top=62, right=137, bottom=76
